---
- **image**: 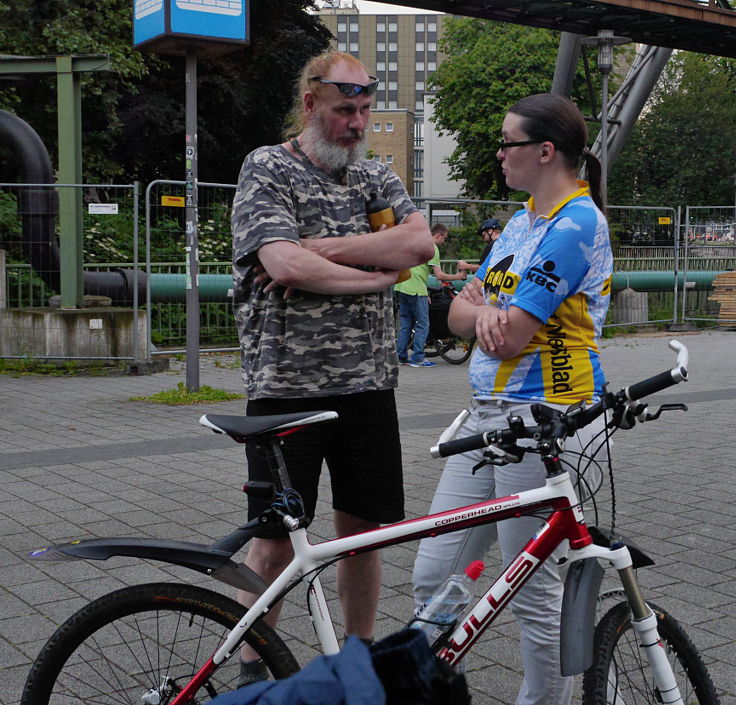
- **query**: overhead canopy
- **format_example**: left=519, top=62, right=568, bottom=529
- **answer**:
left=384, top=0, right=736, bottom=58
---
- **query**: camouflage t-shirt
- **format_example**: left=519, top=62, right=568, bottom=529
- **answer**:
left=232, top=144, right=418, bottom=399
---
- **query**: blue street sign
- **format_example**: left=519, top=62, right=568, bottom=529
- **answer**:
left=133, top=0, right=248, bottom=54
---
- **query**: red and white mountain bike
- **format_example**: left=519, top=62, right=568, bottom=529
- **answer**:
left=22, top=340, right=719, bottom=705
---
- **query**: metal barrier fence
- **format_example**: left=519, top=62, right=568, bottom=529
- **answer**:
left=681, top=206, right=736, bottom=324
left=606, top=205, right=679, bottom=327
left=3, top=179, right=733, bottom=362
left=0, top=183, right=143, bottom=360
left=144, top=180, right=238, bottom=356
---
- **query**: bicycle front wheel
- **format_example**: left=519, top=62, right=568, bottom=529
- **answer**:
left=436, top=336, right=475, bottom=364
left=21, top=582, right=299, bottom=705
left=583, top=601, right=719, bottom=705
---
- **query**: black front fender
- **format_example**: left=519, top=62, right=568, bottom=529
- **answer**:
left=30, top=537, right=268, bottom=594
left=560, top=557, right=604, bottom=676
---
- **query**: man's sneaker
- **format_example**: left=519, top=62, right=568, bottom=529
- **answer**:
left=398, top=357, right=409, bottom=365
left=409, top=359, right=436, bottom=368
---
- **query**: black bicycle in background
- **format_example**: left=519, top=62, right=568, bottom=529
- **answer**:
left=424, top=282, right=476, bottom=364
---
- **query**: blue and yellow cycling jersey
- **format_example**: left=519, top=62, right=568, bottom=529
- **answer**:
left=470, top=182, right=613, bottom=405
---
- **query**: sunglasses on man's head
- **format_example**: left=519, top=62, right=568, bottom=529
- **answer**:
left=309, top=76, right=380, bottom=97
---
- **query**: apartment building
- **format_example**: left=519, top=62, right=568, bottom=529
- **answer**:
left=315, top=2, right=461, bottom=200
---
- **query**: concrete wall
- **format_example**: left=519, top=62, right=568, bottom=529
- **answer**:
left=0, top=307, right=147, bottom=359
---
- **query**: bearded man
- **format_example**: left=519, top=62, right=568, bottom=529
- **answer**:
left=231, top=51, right=432, bottom=685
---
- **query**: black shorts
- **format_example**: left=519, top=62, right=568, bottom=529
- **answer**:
left=245, top=389, right=404, bottom=538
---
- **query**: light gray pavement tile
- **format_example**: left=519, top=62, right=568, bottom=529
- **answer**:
left=2, top=330, right=736, bottom=705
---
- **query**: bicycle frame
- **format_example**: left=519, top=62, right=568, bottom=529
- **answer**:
left=168, top=459, right=684, bottom=705
left=209, top=468, right=596, bottom=666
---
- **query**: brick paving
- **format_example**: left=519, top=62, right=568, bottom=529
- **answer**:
left=1, top=329, right=735, bottom=705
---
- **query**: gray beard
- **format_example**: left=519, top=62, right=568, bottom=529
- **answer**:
left=303, top=122, right=367, bottom=175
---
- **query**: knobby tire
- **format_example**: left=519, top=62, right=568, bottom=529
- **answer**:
left=583, top=601, right=719, bottom=705
left=21, top=582, right=299, bottom=705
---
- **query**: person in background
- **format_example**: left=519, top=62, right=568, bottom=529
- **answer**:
left=395, top=223, right=468, bottom=368
left=231, top=50, right=433, bottom=686
left=412, top=93, right=613, bottom=705
left=457, top=217, right=503, bottom=274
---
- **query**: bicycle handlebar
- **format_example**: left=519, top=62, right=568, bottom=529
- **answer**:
left=431, top=339, right=689, bottom=459
left=624, top=339, right=688, bottom=401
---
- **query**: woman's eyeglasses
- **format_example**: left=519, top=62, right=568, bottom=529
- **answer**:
left=309, top=76, right=380, bottom=97
left=498, top=139, right=543, bottom=151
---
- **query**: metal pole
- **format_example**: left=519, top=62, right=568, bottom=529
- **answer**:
left=597, top=30, right=614, bottom=206
left=132, top=181, right=140, bottom=360
left=600, top=70, right=609, bottom=203
left=185, top=51, right=200, bottom=391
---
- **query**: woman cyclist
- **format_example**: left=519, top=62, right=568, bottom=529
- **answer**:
left=412, top=94, right=613, bottom=705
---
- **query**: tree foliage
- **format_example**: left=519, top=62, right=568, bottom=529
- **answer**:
left=429, top=17, right=610, bottom=201
left=0, top=0, right=331, bottom=184
left=608, top=52, right=736, bottom=207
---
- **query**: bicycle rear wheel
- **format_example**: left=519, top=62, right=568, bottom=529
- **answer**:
left=583, top=601, right=719, bottom=705
left=436, top=336, right=475, bottom=364
left=21, top=582, right=299, bottom=705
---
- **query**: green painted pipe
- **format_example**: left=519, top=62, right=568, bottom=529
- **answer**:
left=147, top=270, right=723, bottom=303
left=427, top=271, right=719, bottom=294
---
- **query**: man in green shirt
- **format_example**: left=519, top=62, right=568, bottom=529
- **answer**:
left=395, top=223, right=468, bottom=368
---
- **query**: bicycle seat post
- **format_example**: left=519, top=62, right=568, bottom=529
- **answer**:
left=260, top=437, right=292, bottom=492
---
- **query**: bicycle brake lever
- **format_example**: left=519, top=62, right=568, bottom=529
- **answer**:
left=472, top=444, right=524, bottom=473
left=643, top=403, right=688, bottom=421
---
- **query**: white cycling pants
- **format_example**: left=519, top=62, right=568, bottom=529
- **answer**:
left=413, top=399, right=606, bottom=705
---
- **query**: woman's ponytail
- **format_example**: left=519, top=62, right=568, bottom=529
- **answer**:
left=583, top=149, right=605, bottom=212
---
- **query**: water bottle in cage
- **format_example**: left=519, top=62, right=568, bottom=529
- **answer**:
left=409, top=560, right=485, bottom=647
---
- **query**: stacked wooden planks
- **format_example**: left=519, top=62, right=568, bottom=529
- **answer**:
left=708, top=271, right=736, bottom=326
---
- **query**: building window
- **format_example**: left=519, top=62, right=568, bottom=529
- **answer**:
left=414, top=150, right=424, bottom=178
left=416, top=42, right=424, bottom=52
left=388, top=22, right=398, bottom=32
left=386, top=122, right=394, bottom=132
left=388, top=61, right=398, bottom=71
left=376, top=61, right=385, bottom=71
left=386, top=154, right=394, bottom=164
left=415, top=100, right=424, bottom=111
left=338, top=22, right=346, bottom=32
left=377, top=100, right=386, bottom=109
left=414, top=180, right=423, bottom=198
left=378, top=81, right=385, bottom=90
left=377, top=42, right=385, bottom=52
left=350, top=42, right=358, bottom=52
left=388, top=42, right=397, bottom=51
left=428, top=21, right=437, bottom=31
left=373, top=155, right=382, bottom=163
left=350, top=22, right=359, bottom=32
left=428, top=42, right=436, bottom=51
left=389, top=100, right=398, bottom=109
left=416, top=21, right=425, bottom=31
left=377, top=22, right=385, bottom=32
left=416, top=61, right=424, bottom=71
left=373, top=123, right=381, bottom=132
left=414, top=119, right=424, bottom=146
left=428, top=61, right=437, bottom=71
left=337, top=42, right=347, bottom=52
left=415, top=81, right=425, bottom=90
left=388, top=81, right=398, bottom=90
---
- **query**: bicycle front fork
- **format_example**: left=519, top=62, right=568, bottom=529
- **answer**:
left=618, top=565, right=685, bottom=705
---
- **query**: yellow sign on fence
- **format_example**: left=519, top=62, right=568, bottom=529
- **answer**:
left=658, top=216, right=672, bottom=225
left=161, top=195, right=185, bottom=207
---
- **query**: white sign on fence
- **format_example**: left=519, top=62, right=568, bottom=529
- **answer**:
left=88, top=203, right=119, bottom=215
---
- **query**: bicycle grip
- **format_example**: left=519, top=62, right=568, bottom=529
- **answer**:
left=625, top=369, right=681, bottom=401
left=431, top=432, right=491, bottom=459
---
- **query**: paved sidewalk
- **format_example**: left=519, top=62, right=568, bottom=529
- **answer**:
left=1, top=329, right=735, bottom=705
